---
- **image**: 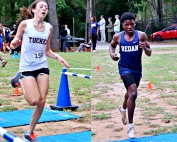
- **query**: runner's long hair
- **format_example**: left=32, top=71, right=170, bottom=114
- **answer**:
left=16, top=0, right=48, bottom=24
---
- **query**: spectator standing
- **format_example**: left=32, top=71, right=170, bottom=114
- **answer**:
left=91, top=15, right=99, bottom=53
left=59, top=25, right=71, bottom=52
left=9, top=24, right=18, bottom=55
left=114, top=15, right=120, bottom=34
left=99, top=15, right=106, bottom=42
left=65, top=24, right=70, bottom=36
left=106, top=17, right=114, bottom=43
left=65, top=24, right=72, bottom=52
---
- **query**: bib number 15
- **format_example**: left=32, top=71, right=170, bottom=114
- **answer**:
left=35, top=52, right=43, bottom=58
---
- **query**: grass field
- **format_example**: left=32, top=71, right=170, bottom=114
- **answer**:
left=0, top=52, right=91, bottom=140
left=91, top=47, right=177, bottom=141
left=1, top=46, right=177, bottom=141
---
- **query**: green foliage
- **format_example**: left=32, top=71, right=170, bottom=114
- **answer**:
left=0, top=0, right=86, bottom=37
left=0, top=0, right=34, bottom=27
left=58, top=0, right=87, bottom=37
left=56, top=0, right=67, bottom=18
left=95, top=0, right=142, bottom=21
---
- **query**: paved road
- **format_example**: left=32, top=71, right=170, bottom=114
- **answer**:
left=96, top=42, right=177, bottom=50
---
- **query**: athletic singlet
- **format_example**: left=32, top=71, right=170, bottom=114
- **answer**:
left=118, top=30, right=142, bottom=75
left=19, top=19, right=50, bottom=72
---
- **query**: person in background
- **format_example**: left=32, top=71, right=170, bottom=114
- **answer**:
left=106, top=17, right=114, bottom=43
left=0, top=28, right=7, bottom=67
left=9, top=24, right=18, bottom=55
left=91, top=15, right=99, bottom=53
left=65, top=24, right=70, bottom=36
left=75, top=37, right=91, bottom=52
left=0, top=22, right=3, bottom=28
left=0, top=22, right=3, bottom=53
left=114, top=14, right=120, bottom=34
left=59, top=25, right=72, bottom=52
left=99, top=15, right=106, bottom=42
left=2, top=24, right=11, bottom=54
left=65, top=24, right=72, bottom=52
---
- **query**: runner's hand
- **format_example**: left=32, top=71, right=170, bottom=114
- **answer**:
left=139, top=41, right=147, bottom=50
left=110, top=53, right=119, bottom=61
left=57, top=56, right=70, bottom=68
left=11, top=38, right=21, bottom=48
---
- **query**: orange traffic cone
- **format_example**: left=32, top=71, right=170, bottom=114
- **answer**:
left=147, top=82, right=152, bottom=90
left=96, top=65, right=101, bottom=71
left=12, top=88, right=21, bottom=96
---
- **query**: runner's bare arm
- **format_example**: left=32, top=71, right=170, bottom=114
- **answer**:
left=46, top=25, right=70, bottom=68
left=139, top=31, right=152, bottom=57
left=10, top=20, right=26, bottom=49
left=109, top=34, right=119, bottom=61
left=97, top=27, right=99, bottom=35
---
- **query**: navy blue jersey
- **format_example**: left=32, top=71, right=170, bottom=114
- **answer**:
left=118, top=30, right=142, bottom=76
left=91, top=22, right=99, bottom=34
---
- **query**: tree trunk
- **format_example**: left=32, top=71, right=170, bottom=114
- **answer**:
left=149, top=0, right=159, bottom=19
left=47, top=0, right=59, bottom=51
left=146, top=0, right=154, bottom=20
left=85, top=0, right=91, bottom=43
left=92, top=0, right=96, bottom=16
left=171, top=1, right=177, bottom=23
left=157, top=0, right=162, bottom=21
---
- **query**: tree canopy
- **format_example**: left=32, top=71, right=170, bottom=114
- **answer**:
left=0, top=0, right=87, bottom=37
left=94, top=0, right=177, bottom=22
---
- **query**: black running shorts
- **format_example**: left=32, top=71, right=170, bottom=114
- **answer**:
left=121, top=73, right=140, bottom=90
left=21, top=68, right=50, bottom=79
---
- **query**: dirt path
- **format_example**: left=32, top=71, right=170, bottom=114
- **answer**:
left=91, top=81, right=177, bottom=142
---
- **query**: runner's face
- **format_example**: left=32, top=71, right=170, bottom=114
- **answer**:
left=122, top=20, right=136, bottom=35
left=32, top=1, right=48, bottom=19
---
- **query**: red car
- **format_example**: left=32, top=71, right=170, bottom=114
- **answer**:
left=150, top=24, right=177, bottom=41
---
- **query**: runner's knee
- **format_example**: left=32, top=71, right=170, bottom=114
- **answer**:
left=128, top=89, right=137, bottom=100
left=27, top=99, right=39, bottom=106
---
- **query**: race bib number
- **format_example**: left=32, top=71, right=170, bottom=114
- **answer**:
left=34, top=52, right=43, bottom=59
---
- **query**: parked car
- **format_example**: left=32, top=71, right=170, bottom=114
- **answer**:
left=67, top=36, right=85, bottom=46
left=150, top=24, right=177, bottom=41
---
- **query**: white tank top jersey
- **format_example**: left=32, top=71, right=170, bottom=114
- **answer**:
left=19, top=19, right=50, bottom=72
